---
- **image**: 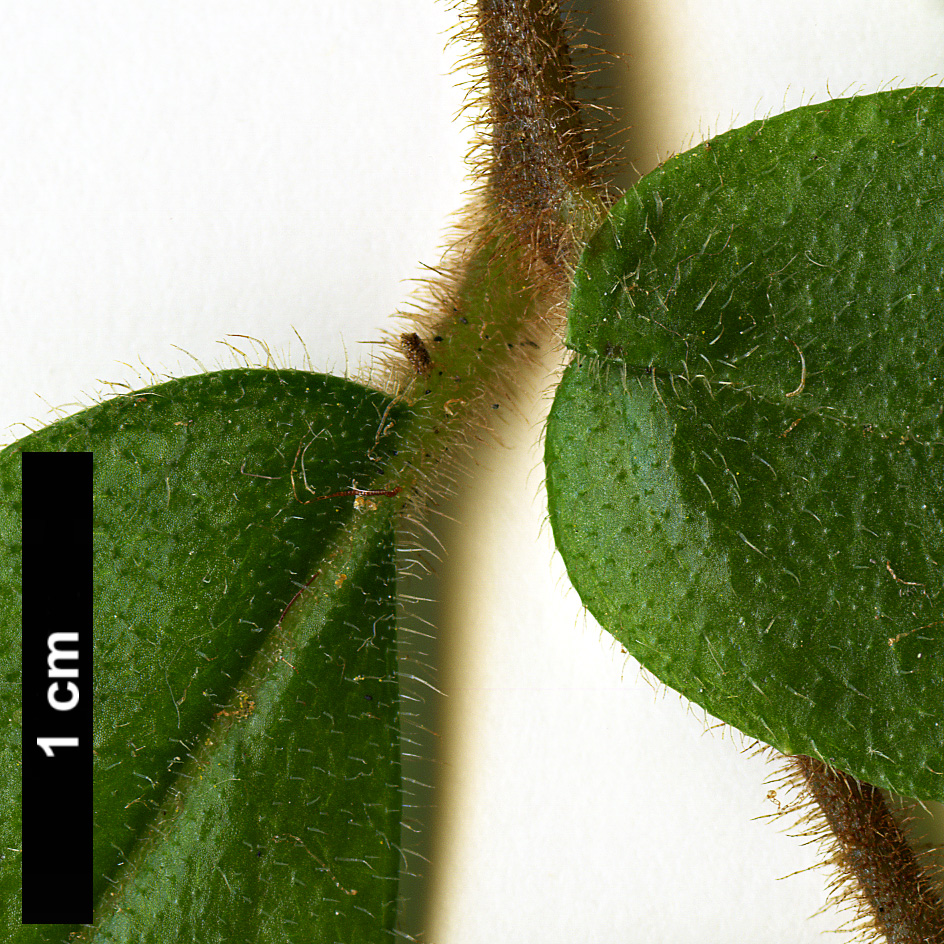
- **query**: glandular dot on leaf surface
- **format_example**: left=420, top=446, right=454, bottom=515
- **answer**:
left=545, top=87, right=944, bottom=803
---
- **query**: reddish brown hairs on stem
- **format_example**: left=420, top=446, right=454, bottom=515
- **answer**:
left=370, top=0, right=617, bottom=515
left=766, top=750, right=944, bottom=942
left=471, top=0, right=616, bottom=278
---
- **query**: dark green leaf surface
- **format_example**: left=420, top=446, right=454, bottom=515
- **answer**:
left=546, top=87, right=944, bottom=802
left=0, top=369, right=405, bottom=941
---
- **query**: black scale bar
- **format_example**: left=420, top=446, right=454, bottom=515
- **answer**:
left=21, top=452, right=93, bottom=925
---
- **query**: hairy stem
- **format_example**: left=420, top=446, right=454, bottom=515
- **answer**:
left=477, top=0, right=598, bottom=272
left=347, top=0, right=611, bottom=509
left=789, top=755, right=944, bottom=943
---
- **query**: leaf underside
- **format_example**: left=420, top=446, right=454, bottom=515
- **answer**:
left=0, top=368, right=405, bottom=942
left=547, top=87, right=944, bottom=802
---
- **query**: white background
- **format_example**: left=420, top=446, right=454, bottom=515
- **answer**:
left=3, top=2, right=944, bottom=941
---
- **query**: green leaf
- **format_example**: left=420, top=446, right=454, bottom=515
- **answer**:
left=546, top=87, right=944, bottom=802
left=1, top=368, right=405, bottom=942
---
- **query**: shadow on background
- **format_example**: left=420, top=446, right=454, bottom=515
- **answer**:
left=397, top=2, right=944, bottom=937
left=394, top=2, right=672, bottom=939
left=565, top=0, right=673, bottom=189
